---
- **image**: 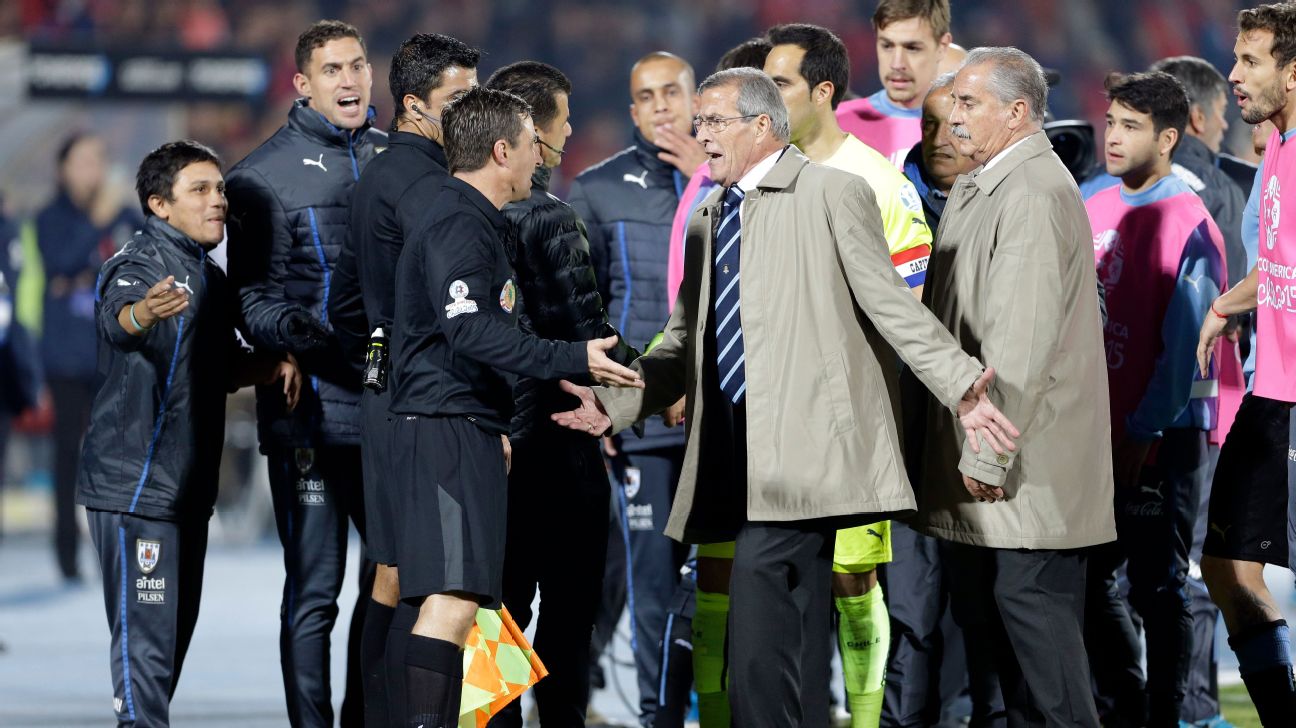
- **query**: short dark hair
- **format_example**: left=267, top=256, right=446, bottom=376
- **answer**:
left=442, top=86, right=532, bottom=175
left=717, top=37, right=773, bottom=72
left=1105, top=71, right=1190, bottom=152
left=485, top=61, right=572, bottom=130
left=1149, top=56, right=1227, bottom=111
left=873, top=0, right=951, bottom=39
left=390, top=33, right=481, bottom=121
left=767, top=23, right=850, bottom=109
left=1239, top=4, right=1296, bottom=70
left=135, top=140, right=222, bottom=217
left=295, top=20, right=365, bottom=74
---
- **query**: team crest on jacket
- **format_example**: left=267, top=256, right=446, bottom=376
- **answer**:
left=137, top=538, right=161, bottom=574
left=295, top=447, right=315, bottom=475
left=499, top=279, right=517, bottom=313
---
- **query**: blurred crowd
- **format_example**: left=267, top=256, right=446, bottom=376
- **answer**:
left=0, top=0, right=1260, bottom=196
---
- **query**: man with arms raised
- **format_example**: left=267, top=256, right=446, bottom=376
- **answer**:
left=551, top=67, right=1016, bottom=728
left=678, top=23, right=933, bottom=727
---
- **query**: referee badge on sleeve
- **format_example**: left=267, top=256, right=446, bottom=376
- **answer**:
left=499, top=279, right=517, bottom=313
left=446, top=279, right=478, bottom=318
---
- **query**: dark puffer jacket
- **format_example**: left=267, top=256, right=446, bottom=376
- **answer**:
left=77, top=217, right=244, bottom=520
left=226, top=99, right=385, bottom=449
left=504, top=165, right=639, bottom=444
left=1171, top=135, right=1248, bottom=287
left=569, top=130, right=686, bottom=452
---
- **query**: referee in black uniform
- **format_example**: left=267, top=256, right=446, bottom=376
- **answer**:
left=388, top=86, right=642, bottom=728
left=327, top=32, right=480, bottom=726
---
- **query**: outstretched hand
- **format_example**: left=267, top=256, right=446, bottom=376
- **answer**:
left=957, top=368, right=1020, bottom=455
left=587, top=336, right=644, bottom=388
left=551, top=380, right=613, bottom=437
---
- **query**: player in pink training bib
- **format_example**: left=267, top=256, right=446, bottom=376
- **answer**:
left=1088, top=71, right=1230, bottom=726
left=1194, top=6, right=1296, bottom=722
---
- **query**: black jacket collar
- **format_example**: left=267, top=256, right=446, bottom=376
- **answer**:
left=445, top=177, right=509, bottom=234
left=144, top=216, right=206, bottom=260
left=531, top=165, right=553, bottom=193
left=631, top=129, right=677, bottom=175
left=1174, top=134, right=1215, bottom=169
left=287, top=98, right=377, bottom=147
left=388, top=131, right=448, bottom=170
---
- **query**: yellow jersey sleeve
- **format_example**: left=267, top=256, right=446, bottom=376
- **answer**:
left=824, top=136, right=932, bottom=288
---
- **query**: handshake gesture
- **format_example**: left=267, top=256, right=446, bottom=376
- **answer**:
left=550, top=362, right=1021, bottom=485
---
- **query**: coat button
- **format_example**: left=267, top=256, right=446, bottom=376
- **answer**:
left=996, top=454, right=1009, bottom=465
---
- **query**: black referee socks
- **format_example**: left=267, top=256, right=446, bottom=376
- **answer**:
left=361, top=599, right=395, bottom=727
left=387, top=602, right=419, bottom=725
left=405, top=634, right=463, bottom=728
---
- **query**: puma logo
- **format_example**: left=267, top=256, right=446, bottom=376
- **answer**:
left=1139, top=481, right=1162, bottom=498
left=172, top=275, right=193, bottom=295
left=1184, top=273, right=1205, bottom=292
left=866, top=528, right=884, bottom=541
left=303, top=154, right=328, bottom=172
left=1210, top=522, right=1232, bottom=540
left=623, top=170, right=649, bottom=189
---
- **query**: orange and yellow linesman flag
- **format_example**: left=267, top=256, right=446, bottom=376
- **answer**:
left=458, top=605, right=547, bottom=728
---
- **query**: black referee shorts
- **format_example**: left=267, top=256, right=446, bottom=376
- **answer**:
left=392, top=413, right=508, bottom=606
left=1203, top=393, right=1291, bottom=567
left=360, top=388, right=399, bottom=566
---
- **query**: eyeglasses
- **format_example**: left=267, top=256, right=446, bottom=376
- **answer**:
left=692, top=114, right=760, bottom=133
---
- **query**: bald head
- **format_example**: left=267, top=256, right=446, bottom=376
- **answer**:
left=630, top=52, right=697, bottom=144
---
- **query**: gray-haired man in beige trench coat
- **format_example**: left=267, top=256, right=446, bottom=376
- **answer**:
left=552, top=67, right=1020, bottom=728
left=915, top=47, right=1117, bottom=727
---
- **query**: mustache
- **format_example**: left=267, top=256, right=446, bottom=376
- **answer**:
left=950, top=124, right=972, bottom=140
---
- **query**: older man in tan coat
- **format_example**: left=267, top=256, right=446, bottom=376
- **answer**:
left=552, top=67, right=1018, bottom=728
left=916, top=47, right=1115, bottom=727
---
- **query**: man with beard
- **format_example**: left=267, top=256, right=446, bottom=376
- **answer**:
left=1197, top=4, right=1296, bottom=723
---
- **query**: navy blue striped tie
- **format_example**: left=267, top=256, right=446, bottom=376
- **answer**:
left=714, top=185, right=746, bottom=404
